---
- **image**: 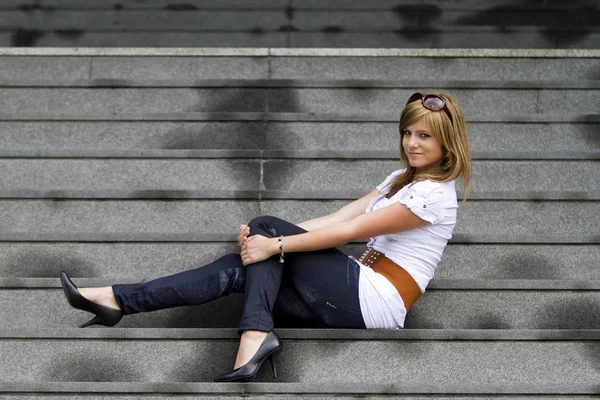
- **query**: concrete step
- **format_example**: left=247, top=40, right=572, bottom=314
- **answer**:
left=3, top=288, right=600, bottom=329
left=0, top=0, right=288, bottom=9
left=0, top=160, right=595, bottom=200
left=3, top=55, right=599, bottom=83
left=4, top=31, right=598, bottom=49
left=0, top=243, right=597, bottom=280
left=1, top=2, right=598, bottom=49
left=0, top=11, right=290, bottom=31
left=0, top=331, right=598, bottom=384
left=0, top=383, right=597, bottom=399
left=0, top=0, right=591, bottom=11
left=0, top=200, right=596, bottom=243
left=8, top=9, right=597, bottom=34
left=2, top=32, right=288, bottom=48
left=2, top=88, right=599, bottom=117
left=0, top=121, right=596, bottom=160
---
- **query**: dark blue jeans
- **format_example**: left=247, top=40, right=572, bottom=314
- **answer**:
left=112, top=215, right=366, bottom=332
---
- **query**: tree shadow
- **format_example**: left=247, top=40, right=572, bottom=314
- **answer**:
left=11, top=28, right=44, bottom=46
left=45, top=354, right=142, bottom=382
left=455, top=0, right=600, bottom=47
left=160, top=83, right=302, bottom=201
left=393, top=4, right=442, bottom=42
left=576, top=115, right=600, bottom=149
left=485, top=251, right=560, bottom=279
left=534, top=298, right=600, bottom=329
left=5, top=248, right=95, bottom=278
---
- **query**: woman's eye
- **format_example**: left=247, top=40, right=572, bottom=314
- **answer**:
left=401, top=130, right=411, bottom=136
left=420, top=133, right=431, bottom=139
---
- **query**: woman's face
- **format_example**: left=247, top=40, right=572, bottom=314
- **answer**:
left=401, top=117, right=444, bottom=172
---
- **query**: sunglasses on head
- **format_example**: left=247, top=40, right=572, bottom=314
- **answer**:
left=406, top=92, right=453, bottom=125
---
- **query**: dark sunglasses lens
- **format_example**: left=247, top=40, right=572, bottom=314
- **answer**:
left=422, top=95, right=445, bottom=111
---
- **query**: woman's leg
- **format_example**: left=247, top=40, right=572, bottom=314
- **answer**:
left=229, top=215, right=365, bottom=371
left=243, top=215, right=365, bottom=330
left=110, top=253, right=246, bottom=314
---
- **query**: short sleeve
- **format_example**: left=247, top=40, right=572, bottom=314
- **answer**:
left=394, top=181, right=446, bottom=225
left=376, top=169, right=405, bottom=192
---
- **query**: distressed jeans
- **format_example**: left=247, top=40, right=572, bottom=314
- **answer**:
left=112, top=215, right=366, bottom=332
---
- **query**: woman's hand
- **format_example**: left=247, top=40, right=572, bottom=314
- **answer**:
left=240, top=234, right=278, bottom=266
left=237, top=224, right=250, bottom=250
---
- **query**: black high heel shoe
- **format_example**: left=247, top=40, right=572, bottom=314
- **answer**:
left=59, top=271, right=123, bottom=328
left=214, top=330, right=283, bottom=382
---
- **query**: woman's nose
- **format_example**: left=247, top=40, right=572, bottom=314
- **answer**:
left=407, top=137, right=419, bottom=148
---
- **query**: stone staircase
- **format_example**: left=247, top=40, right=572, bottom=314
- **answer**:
left=1, top=0, right=600, bottom=48
left=0, top=48, right=599, bottom=398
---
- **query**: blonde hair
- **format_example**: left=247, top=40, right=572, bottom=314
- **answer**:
left=387, top=92, right=471, bottom=202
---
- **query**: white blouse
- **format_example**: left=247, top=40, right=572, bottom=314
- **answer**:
left=355, top=169, right=458, bottom=329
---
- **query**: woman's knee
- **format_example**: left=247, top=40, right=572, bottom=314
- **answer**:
left=247, top=215, right=280, bottom=237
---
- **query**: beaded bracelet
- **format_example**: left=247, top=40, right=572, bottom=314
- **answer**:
left=278, top=235, right=284, bottom=264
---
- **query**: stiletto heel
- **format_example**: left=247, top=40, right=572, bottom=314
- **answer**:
left=79, top=316, right=104, bottom=328
left=214, top=330, right=283, bottom=382
left=60, top=271, right=123, bottom=328
left=268, top=352, right=278, bottom=378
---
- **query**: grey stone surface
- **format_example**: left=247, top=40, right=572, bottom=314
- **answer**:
left=0, top=243, right=597, bottom=281
left=1, top=381, right=599, bottom=396
left=437, top=245, right=600, bottom=280
left=267, top=89, right=539, bottom=118
left=0, top=11, right=288, bottom=30
left=0, top=122, right=596, bottom=160
left=0, top=0, right=582, bottom=10
left=0, top=200, right=258, bottom=241
left=1, top=339, right=599, bottom=384
left=0, top=25, right=580, bottom=51
left=541, top=90, right=600, bottom=114
left=262, top=201, right=600, bottom=243
left=4, top=289, right=600, bottom=329
left=289, top=0, right=554, bottom=10
left=407, top=291, right=600, bottom=329
left=466, top=123, right=600, bottom=159
left=3, top=48, right=599, bottom=57
left=271, top=57, right=600, bottom=81
left=261, top=160, right=599, bottom=200
left=0, top=32, right=288, bottom=48
left=0, top=396, right=593, bottom=400
left=0, top=159, right=260, bottom=199
left=0, top=88, right=265, bottom=114
left=288, top=32, right=553, bottom=49
left=0, top=48, right=271, bottom=56
left=1, top=289, right=244, bottom=329
left=0, top=243, right=240, bottom=278
left=0, top=57, right=90, bottom=81
left=0, top=122, right=271, bottom=152
left=288, top=9, right=600, bottom=32
left=0, top=0, right=288, bottom=8
left=91, top=57, right=268, bottom=81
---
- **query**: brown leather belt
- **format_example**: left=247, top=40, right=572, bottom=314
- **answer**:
left=359, top=248, right=422, bottom=311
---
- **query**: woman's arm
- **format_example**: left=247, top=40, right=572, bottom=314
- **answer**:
left=297, top=189, right=380, bottom=231
left=285, top=201, right=427, bottom=252
left=240, top=201, right=429, bottom=266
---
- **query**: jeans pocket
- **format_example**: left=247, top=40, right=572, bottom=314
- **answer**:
left=309, top=295, right=364, bottom=328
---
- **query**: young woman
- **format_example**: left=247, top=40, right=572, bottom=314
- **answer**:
left=60, top=91, right=471, bottom=382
